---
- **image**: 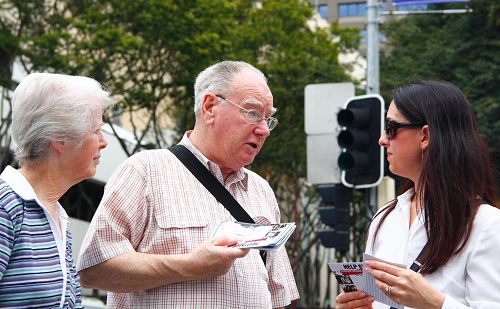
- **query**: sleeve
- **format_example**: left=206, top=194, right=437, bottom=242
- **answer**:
left=442, top=208, right=500, bottom=309
left=0, top=205, right=14, bottom=280
left=76, top=155, right=151, bottom=271
left=268, top=246, right=300, bottom=307
left=441, top=296, right=472, bottom=309
left=263, top=183, right=300, bottom=307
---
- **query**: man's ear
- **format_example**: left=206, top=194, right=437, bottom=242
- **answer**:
left=421, top=125, right=429, bottom=151
left=50, top=140, right=65, bottom=154
left=201, top=93, right=218, bottom=125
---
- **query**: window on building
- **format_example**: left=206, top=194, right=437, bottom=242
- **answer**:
left=396, top=4, right=428, bottom=11
left=338, top=2, right=367, bottom=17
left=317, top=4, right=329, bottom=19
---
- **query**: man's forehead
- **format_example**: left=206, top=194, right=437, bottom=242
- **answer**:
left=242, top=96, right=271, bottom=105
left=231, top=69, right=274, bottom=111
left=233, top=70, right=272, bottom=96
left=239, top=96, right=276, bottom=117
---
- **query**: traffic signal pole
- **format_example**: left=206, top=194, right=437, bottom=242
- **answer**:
left=364, top=1, right=472, bottom=210
left=366, top=0, right=380, bottom=95
left=366, top=0, right=380, bottom=210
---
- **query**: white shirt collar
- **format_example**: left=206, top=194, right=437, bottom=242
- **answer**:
left=1, top=165, right=38, bottom=200
left=395, top=188, right=414, bottom=210
left=0, top=165, right=68, bottom=220
left=396, top=187, right=426, bottom=225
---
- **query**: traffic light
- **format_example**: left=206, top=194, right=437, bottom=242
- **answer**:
left=336, top=94, right=384, bottom=188
left=317, top=184, right=352, bottom=252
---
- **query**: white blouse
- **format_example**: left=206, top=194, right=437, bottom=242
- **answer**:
left=366, top=189, right=500, bottom=309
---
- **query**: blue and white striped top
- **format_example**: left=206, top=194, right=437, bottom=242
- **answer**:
left=0, top=166, right=82, bottom=308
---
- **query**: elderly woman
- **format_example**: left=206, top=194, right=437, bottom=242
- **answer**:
left=0, top=73, right=113, bottom=308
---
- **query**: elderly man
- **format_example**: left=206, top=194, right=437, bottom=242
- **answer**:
left=77, top=61, right=299, bottom=308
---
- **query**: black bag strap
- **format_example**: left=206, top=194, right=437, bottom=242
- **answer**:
left=389, top=198, right=487, bottom=308
left=406, top=198, right=487, bottom=272
left=388, top=243, right=429, bottom=309
left=168, top=144, right=267, bottom=265
left=409, top=242, right=429, bottom=272
left=169, top=145, right=253, bottom=222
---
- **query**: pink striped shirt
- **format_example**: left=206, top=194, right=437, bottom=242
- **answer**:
left=77, top=133, right=299, bottom=308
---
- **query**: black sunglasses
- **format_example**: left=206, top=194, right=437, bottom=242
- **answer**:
left=385, top=119, right=425, bottom=140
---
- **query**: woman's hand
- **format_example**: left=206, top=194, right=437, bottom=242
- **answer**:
left=365, top=260, right=445, bottom=309
left=336, top=291, right=374, bottom=309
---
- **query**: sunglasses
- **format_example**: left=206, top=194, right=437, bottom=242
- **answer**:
left=385, top=119, right=425, bottom=140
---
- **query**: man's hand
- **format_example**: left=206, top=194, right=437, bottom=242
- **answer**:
left=183, top=236, right=250, bottom=280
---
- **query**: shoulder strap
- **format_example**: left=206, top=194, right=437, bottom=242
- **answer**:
left=389, top=243, right=429, bottom=309
left=389, top=199, right=488, bottom=308
left=409, top=198, right=487, bottom=272
left=169, top=145, right=254, bottom=223
left=168, top=144, right=267, bottom=265
left=409, top=242, right=429, bottom=272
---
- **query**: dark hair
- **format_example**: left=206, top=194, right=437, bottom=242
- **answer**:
left=372, top=80, right=497, bottom=274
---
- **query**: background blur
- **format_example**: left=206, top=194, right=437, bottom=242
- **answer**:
left=1, top=0, right=498, bottom=307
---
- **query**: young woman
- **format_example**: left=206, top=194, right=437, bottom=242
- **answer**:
left=336, top=80, right=500, bottom=309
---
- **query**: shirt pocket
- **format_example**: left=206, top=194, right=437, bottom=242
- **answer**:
left=152, top=211, right=210, bottom=255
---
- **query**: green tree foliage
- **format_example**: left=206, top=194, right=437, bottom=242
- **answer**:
left=0, top=0, right=49, bottom=169
left=13, top=0, right=360, bottom=169
left=380, top=0, right=500, bottom=180
left=2, top=0, right=361, bottom=307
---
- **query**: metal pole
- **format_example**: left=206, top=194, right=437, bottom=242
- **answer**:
left=366, top=0, right=379, bottom=208
left=366, top=2, right=472, bottom=212
left=383, top=8, right=473, bottom=16
left=366, top=0, right=379, bottom=95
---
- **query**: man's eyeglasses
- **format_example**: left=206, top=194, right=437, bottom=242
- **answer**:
left=385, top=119, right=425, bottom=140
left=215, top=95, right=278, bottom=131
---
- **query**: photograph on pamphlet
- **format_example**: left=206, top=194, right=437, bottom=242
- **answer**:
left=328, top=262, right=364, bottom=293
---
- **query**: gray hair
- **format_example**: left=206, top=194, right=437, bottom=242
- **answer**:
left=11, top=72, right=114, bottom=166
left=193, top=61, right=267, bottom=118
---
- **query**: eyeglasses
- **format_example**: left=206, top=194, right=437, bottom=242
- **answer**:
left=215, top=95, right=278, bottom=131
left=384, top=119, right=425, bottom=140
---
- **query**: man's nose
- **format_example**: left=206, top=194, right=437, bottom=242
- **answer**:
left=255, top=119, right=271, bottom=137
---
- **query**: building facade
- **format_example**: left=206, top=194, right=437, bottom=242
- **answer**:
left=309, top=0, right=430, bottom=28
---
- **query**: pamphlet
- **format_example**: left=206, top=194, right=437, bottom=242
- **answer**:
left=328, top=254, right=405, bottom=309
left=328, top=262, right=365, bottom=293
left=212, top=221, right=296, bottom=250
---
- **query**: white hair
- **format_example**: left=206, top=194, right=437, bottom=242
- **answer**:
left=11, top=72, right=114, bottom=166
left=193, top=61, right=267, bottom=118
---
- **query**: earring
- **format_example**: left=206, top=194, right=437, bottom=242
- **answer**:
left=421, top=149, right=424, bottom=160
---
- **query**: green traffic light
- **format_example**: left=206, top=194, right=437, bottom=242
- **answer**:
left=338, top=152, right=354, bottom=170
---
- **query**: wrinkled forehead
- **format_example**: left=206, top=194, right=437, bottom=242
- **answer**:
left=231, top=69, right=273, bottom=106
left=241, top=95, right=276, bottom=116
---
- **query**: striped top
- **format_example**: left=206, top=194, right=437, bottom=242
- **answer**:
left=0, top=166, right=82, bottom=308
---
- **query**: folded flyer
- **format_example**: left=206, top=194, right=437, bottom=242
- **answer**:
left=328, top=254, right=405, bottom=309
left=212, top=221, right=296, bottom=250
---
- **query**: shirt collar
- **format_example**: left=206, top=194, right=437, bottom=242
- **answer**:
left=179, top=131, right=249, bottom=190
left=1, top=165, right=39, bottom=200
left=396, top=188, right=414, bottom=208
left=396, top=187, right=425, bottom=221
left=0, top=165, right=68, bottom=220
